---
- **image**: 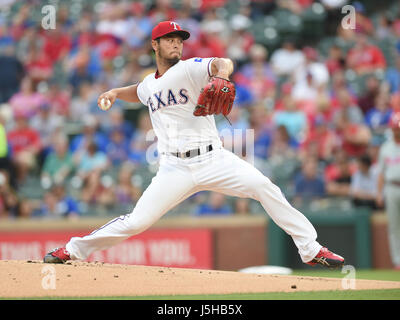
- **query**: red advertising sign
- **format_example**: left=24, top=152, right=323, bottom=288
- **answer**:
left=0, top=229, right=213, bottom=269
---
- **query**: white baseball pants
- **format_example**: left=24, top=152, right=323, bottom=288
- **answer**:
left=66, top=146, right=322, bottom=263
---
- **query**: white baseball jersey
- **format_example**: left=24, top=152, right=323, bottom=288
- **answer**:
left=136, top=57, right=223, bottom=153
left=65, top=57, right=323, bottom=266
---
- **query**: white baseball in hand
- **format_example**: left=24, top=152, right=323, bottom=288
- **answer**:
left=99, top=97, right=112, bottom=111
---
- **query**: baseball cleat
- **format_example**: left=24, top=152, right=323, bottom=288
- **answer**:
left=306, top=247, right=345, bottom=268
left=43, top=247, right=71, bottom=264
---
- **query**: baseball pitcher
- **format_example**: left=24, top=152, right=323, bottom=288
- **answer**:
left=44, top=21, right=344, bottom=268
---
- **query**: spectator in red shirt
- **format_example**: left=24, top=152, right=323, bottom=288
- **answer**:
left=24, top=43, right=53, bottom=83
left=45, top=83, right=71, bottom=117
left=183, top=31, right=225, bottom=59
left=325, top=44, right=346, bottom=75
left=325, top=149, right=357, bottom=197
left=357, top=75, right=381, bottom=115
left=41, top=28, right=71, bottom=66
left=7, top=113, right=41, bottom=184
left=346, top=34, right=386, bottom=75
left=391, top=92, right=400, bottom=112
left=200, top=0, right=227, bottom=12
left=334, top=99, right=371, bottom=158
left=301, top=115, right=338, bottom=163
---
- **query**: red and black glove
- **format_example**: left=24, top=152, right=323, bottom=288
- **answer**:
left=193, top=76, right=236, bottom=117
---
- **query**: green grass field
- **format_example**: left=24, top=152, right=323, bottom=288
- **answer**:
left=121, top=289, right=400, bottom=300
left=128, top=269, right=400, bottom=300
left=291, top=269, right=400, bottom=282
left=10, top=289, right=400, bottom=300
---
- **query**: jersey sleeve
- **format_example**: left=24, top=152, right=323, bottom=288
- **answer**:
left=136, top=81, right=147, bottom=105
left=185, top=57, right=216, bottom=87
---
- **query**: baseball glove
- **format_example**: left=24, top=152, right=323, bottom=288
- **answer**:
left=193, top=76, right=236, bottom=117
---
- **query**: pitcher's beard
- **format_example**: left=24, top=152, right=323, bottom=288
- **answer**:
left=157, top=51, right=181, bottom=67
left=165, top=57, right=180, bottom=66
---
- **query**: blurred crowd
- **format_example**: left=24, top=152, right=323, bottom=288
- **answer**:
left=0, top=0, right=400, bottom=219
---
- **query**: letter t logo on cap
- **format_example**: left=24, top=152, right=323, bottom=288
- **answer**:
left=170, top=21, right=179, bottom=30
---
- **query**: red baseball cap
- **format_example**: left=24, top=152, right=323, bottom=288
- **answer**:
left=151, top=21, right=190, bottom=41
left=390, top=112, right=400, bottom=129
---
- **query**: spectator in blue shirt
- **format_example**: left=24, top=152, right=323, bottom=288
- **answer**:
left=101, top=108, right=135, bottom=140
left=33, top=184, right=80, bottom=219
left=105, top=127, right=130, bottom=166
left=218, top=107, right=249, bottom=154
left=385, top=54, right=400, bottom=94
left=125, top=2, right=153, bottom=49
left=76, top=140, right=109, bottom=178
left=70, top=115, right=109, bottom=155
left=350, top=154, right=379, bottom=209
left=294, top=156, right=326, bottom=207
left=249, top=105, right=272, bottom=160
left=195, top=192, right=233, bottom=216
left=365, top=91, right=393, bottom=136
left=273, top=96, right=308, bottom=144
left=129, top=111, right=156, bottom=165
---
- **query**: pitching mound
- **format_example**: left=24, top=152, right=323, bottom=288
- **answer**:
left=1, top=260, right=400, bottom=298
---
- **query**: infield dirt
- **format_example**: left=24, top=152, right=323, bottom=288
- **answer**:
left=1, top=260, right=400, bottom=298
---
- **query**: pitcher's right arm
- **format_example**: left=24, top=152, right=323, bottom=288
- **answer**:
left=97, top=83, right=140, bottom=108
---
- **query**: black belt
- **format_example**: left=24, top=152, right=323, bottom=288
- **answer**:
left=170, top=144, right=213, bottom=159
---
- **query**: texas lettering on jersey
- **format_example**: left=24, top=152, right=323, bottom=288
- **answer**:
left=147, top=88, right=189, bottom=112
left=136, top=57, right=222, bottom=153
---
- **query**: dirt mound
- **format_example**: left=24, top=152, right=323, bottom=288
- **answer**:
left=1, top=260, right=400, bottom=298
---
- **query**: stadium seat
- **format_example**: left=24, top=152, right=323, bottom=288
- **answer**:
left=300, top=2, right=327, bottom=41
left=18, top=176, right=45, bottom=200
left=317, top=36, right=337, bottom=57
left=250, top=16, right=281, bottom=49
left=374, top=37, right=398, bottom=68
left=273, top=9, right=303, bottom=39
left=346, top=71, right=386, bottom=96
